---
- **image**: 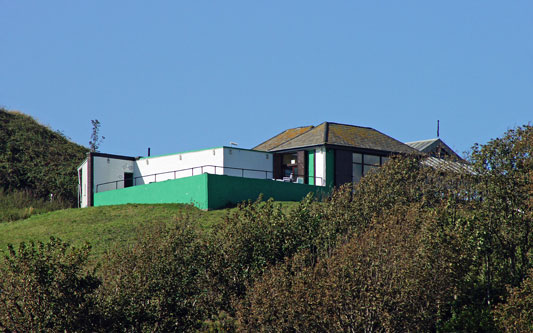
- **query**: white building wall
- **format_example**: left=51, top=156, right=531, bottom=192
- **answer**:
left=78, top=158, right=89, bottom=208
left=315, top=146, right=327, bottom=186
left=223, top=148, right=273, bottom=179
left=133, top=148, right=225, bottom=185
left=83, top=147, right=280, bottom=208
left=93, top=156, right=135, bottom=194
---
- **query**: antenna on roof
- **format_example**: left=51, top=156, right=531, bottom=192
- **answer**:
left=230, top=142, right=238, bottom=147
left=437, top=120, right=440, bottom=138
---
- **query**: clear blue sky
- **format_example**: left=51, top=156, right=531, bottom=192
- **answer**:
left=1, top=1, right=531, bottom=158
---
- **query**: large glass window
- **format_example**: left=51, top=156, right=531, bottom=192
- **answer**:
left=352, top=153, right=386, bottom=183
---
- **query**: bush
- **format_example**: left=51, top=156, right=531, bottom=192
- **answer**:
left=237, top=203, right=470, bottom=332
left=0, top=237, right=101, bottom=332
left=98, top=220, right=210, bottom=332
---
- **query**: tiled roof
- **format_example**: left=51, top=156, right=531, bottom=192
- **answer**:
left=255, top=122, right=418, bottom=154
left=271, top=122, right=328, bottom=150
left=253, top=125, right=314, bottom=151
left=326, top=123, right=417, bottom=153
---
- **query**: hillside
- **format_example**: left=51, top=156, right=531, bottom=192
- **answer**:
left=0, top=201, right=299, bottom=258
left=0, top=109, right=88, bottom=204
left=0, top=203, right=221, bottom=258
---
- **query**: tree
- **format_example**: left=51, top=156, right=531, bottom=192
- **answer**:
left=89, top=119, right=105, bottom=152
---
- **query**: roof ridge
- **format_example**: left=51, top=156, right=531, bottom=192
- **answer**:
left=405, top=138, right=440, bottom=144
left=271, top=122, right=327, bottom=151
left=326, top=122, right=374, bottom=130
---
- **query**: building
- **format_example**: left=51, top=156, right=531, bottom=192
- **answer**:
left=253, top=122, right=418, bottom=187
left=78, top=122, right=459, bottom=210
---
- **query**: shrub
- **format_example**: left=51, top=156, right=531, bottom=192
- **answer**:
left=98, top=220, right=210, bottom=332
left=0, top=237, right=101, bottom=332
left=237, top=203, right=470, bottom=332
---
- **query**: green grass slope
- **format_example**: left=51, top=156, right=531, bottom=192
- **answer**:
left=0, top=201, right=301, bottom=259
left=0, top=109, right=88, bottom=204
left=0, top=203, right=232, bottom=258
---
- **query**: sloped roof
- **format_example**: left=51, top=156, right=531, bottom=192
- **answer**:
left=406, top=138, right=462, bottom=160
left=405, top=138, right=439, bottom=152
left=422, top=156, right=474, bottom=174
left=254, top=122, right=418, bottom=154
left=253, top=125, right=314, bottom=151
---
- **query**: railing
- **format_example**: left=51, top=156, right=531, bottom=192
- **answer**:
left=95, top=165, right=325, bottom=193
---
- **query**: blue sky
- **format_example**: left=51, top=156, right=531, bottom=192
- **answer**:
left=1, top=1, right=531, bottom=158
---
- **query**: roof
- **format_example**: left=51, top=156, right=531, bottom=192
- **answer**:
left=405, top=138, right=439, bottom=152
left=254, top=122, right=418, bottom=154
left=422, top=156, right=474, bottom=174
left=254, top=125, right=314, bottom=151
left=406, top=138, right=462, bottom=160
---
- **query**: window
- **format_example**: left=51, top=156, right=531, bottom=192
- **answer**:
left=352, top=153, right=386, bottom=183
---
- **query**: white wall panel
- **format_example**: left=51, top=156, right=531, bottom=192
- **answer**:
left=78, top=159, right=89, bottom=208
left=133, top=148, right=224, bottom=185
left=315, top=147, right=326, bottom=186
left=223, top=148, right=273, bottom=179
left=93, top=156, right=135, bottom=193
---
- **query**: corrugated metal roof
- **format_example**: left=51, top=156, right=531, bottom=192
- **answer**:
left=421, top=156, right=474, bottom=174
left=406, top=138, right=462, bottom=160
left=259, top=122, right=418, bottom=154
left=405, top=139, right=440, bottom=152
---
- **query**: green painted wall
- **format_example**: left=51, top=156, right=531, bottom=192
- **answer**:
left=308, top=150, right=315, bottom=185
left=94, top=174, right=209, bottom=209
left=94, top=173, right=326, bottom=210
left=206, top=174, right=325, bottom=210
left=326, top=148, right=335, bottom=188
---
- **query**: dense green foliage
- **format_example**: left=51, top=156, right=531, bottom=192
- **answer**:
left=0, top=124, right=531, bottom=332
left=0, top=237, right=101, bottom=332
left=0, top=109, right=88, bottom=205
left=494, top=269, right=533, bottom=332
left=98, top=221, right=210, bottom=331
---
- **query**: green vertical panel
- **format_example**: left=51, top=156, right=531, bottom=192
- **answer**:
left=308, top=150, right=315, bottom=185
left=94, top=174, right=209, bottom=210
left=206, top=174, right=326, bottom=210
left=326, top=148, right=335, bottom=189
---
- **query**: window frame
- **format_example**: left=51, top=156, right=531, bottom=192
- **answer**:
left=352, top=153, right=387, bottom=183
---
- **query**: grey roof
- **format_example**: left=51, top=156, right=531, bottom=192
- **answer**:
left=405, top=138, right=440, bottom=152
left=422, top=156, right=474, bottom=174
left=253, top=125, right=314, bottom=151
left=406, top=138, right=462, bottom=160
left=255, top=122, right=419, bottom=154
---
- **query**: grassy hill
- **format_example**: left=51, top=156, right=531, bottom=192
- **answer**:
left=0, top=201, right=300, bottom=259
left=0, top=109, right=88, bottom=204
left=0, top=203, right=228, bottom=258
